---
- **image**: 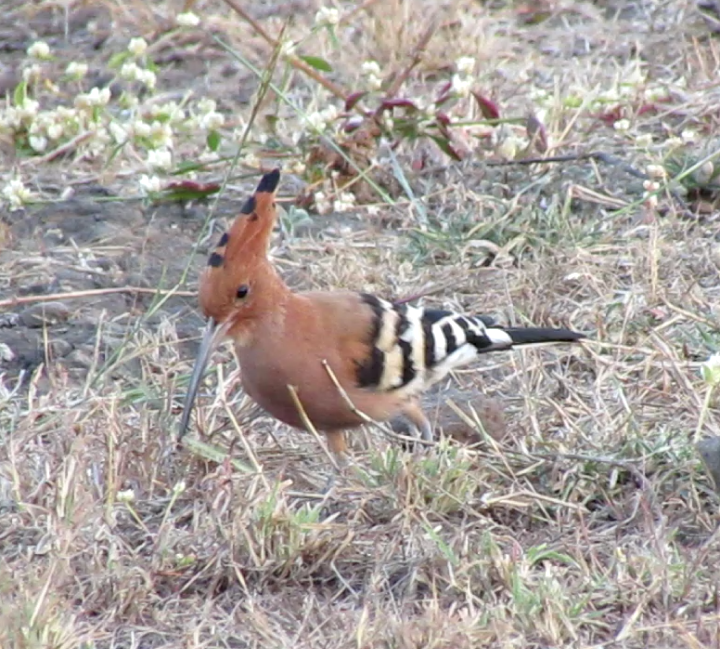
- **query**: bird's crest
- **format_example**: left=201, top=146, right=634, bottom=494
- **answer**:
left=198, top=169, right=282, bottom=323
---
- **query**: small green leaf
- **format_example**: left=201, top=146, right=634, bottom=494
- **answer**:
left=299, top=55, right=333, bottom=72
left=13, top=81, right=27, bottom=107
left=108, top=51, right=131, bottom=68
left=206, top=130, right=221, bottom=152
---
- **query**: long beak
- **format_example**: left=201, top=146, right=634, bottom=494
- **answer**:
left=178, top=317, right=222, bottom=440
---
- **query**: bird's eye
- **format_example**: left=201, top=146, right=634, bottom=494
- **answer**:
left=236, top=284, right=250, bottom=300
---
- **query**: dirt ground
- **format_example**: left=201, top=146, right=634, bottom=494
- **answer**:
left=2, top=0, right=720, bottom=647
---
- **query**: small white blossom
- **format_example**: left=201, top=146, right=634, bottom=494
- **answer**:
left=665, top=137, right=683, bottom=149
left=109, top=121, right=129, bottom=145
left=681, top=129, right=696, bottom=144
left=22, top=64, right=43, bottom=82
left=66, top=61, right=88, bottom=79
left=315, top=6, right=340, bottom=25
left=198, top=98, right=217, bottom=114
left=47, top=122, right=63, bottom=140
left=128, top=37, right=148, bottom=57
left=242, top=152, right=260, bottom=169
left=333, top=191, right=356, bottom=213
left=29, top=134, right=48, bottom=152
left=314, top=191, right=331, bottom=214
left=137, top=68, right=156, bottom=89
left=280, top=38, right=296, bottom=57
left=27, top=41, right=51, bottom=59
left=117, top=489, right=135, bottom=503
left=148, top=120, right=173, bottom=148
left=139, top=174, right=163, bottom=194
left=366, top=74, right=382, bottom=91
left=132, top=120, right=152, bottom=138
left=19, top=98, right=40, bottom=119
left=450, top=73, right=473, bottom=98
left=75, top=86, right=111, bottom=109
left=642, top=179, right=660, bottom=192
left=635, top=133, right=653, bottom=148
left=2, top=178, right=35, bottom=210
left=645, top=164, right=666, bottom=179
left=362, top=60, right=381, bottom=76
left=288, top=159, right=306, bottom=174
left=613, top=119, right=630, bottom=132
left=456, top=56, right=475, bottom=75
left=177, top=11, right=200, bottom=27
left=120, top=61, right=141, bottom=81
left=147, top=148, right=172, bottom=170
left=304, top=105, right=339, bottom=133
left=200, top=111, right=224, bottom=130
left=150, top=102, right=185, bottom=123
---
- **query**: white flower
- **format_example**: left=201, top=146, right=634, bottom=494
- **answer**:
left=200, top=111, right=224, bottom=130
left=197, top=98, right=217, bottom=114
left=280, top=38, right=296, bottom=57
left=242, top=152, right=260, bottom=169
left=681, top=129, right=696, bottom=144
left=635, top=133, right=653, bottom=148
left=2, top=178, right=35, bottom=210
left=613, top=119, right=630, bottom=132
left=333, top=191, right=356, bottom=213
left=177, top=11, right=200, bottom=27
left=137, top=68, right=156, bottom=89
left=362, top=60, right=381, bottom=76
left=128, top=37, right=148, bottom=57
left=117, top=488, right=135, bottom=503
left=456, top=56, right=475, bottom=75
left=27, top=41, right=51, bottom=59
left=22, top=64, right=43, bottom=82
left=148, top=120, right=173, bottom=148
left=366, top=74, right=382, bottom=91
left=151, top=102, right=185, bottom=123
left=645, top=164, right=666, bottom=179
left=132, top=120, right=152, bottom=138
left=642, top=180, right=660, bottom=192
left=75, top=86, right=111, bottom=109
left=29, top=134, right=48, bottom=152
left=315, top=6, right=340, bottom=25
left=665, top=136, right=683, bottom=149
left=47, top=122, right=63, bottom=140
left=120, top=61, right=141, bottom=81
left=18, top=98, right=40, bottom=120
left=109, top=121, right=129, bottom=144
left=450, top=73, right=473, bottom=98
left=139, top=174, right=163, bottom=193
left=314, top=191, right=331, bottom=214
left=701, top=354, right=720, bottom=387
left=66, top=61, right=88, bottom=79
left=147, top=148, right=172, bottom=170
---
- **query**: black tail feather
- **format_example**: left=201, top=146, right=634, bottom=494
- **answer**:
left=504, top=327, right=585, bottom=345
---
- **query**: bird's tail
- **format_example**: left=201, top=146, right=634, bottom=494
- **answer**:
left=502, top=326, right=585, bottom=346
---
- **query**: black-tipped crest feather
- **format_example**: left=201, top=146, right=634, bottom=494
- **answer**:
left=256, top=168, right=281, bottom=194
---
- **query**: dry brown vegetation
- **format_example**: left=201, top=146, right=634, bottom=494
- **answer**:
left=2, top=0, right=720, bottom=647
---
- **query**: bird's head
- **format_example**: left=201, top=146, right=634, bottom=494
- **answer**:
left=179, top=168, right=283, bottom=440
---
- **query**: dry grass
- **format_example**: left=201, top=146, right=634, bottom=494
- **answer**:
left=2, top=0, right=720, bottom=647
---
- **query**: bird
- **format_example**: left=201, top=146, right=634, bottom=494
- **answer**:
left=179, top=169, right=585, bottom=461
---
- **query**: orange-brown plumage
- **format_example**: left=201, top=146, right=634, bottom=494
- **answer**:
left=179, top=169, right=585, bottom=458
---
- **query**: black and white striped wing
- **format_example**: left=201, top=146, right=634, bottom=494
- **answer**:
left=355, top=294, right=516, bottom=396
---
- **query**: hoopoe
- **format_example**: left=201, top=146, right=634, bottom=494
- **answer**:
left=179, top=169, right=584, bottom=458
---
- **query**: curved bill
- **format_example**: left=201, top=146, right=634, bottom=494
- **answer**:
left=178, top=317, right=222, bottom=440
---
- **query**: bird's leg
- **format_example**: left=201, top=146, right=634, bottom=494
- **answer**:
left=401, top=399, right=434, bottom=442
left=325, top=430, right=348, bottom=466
